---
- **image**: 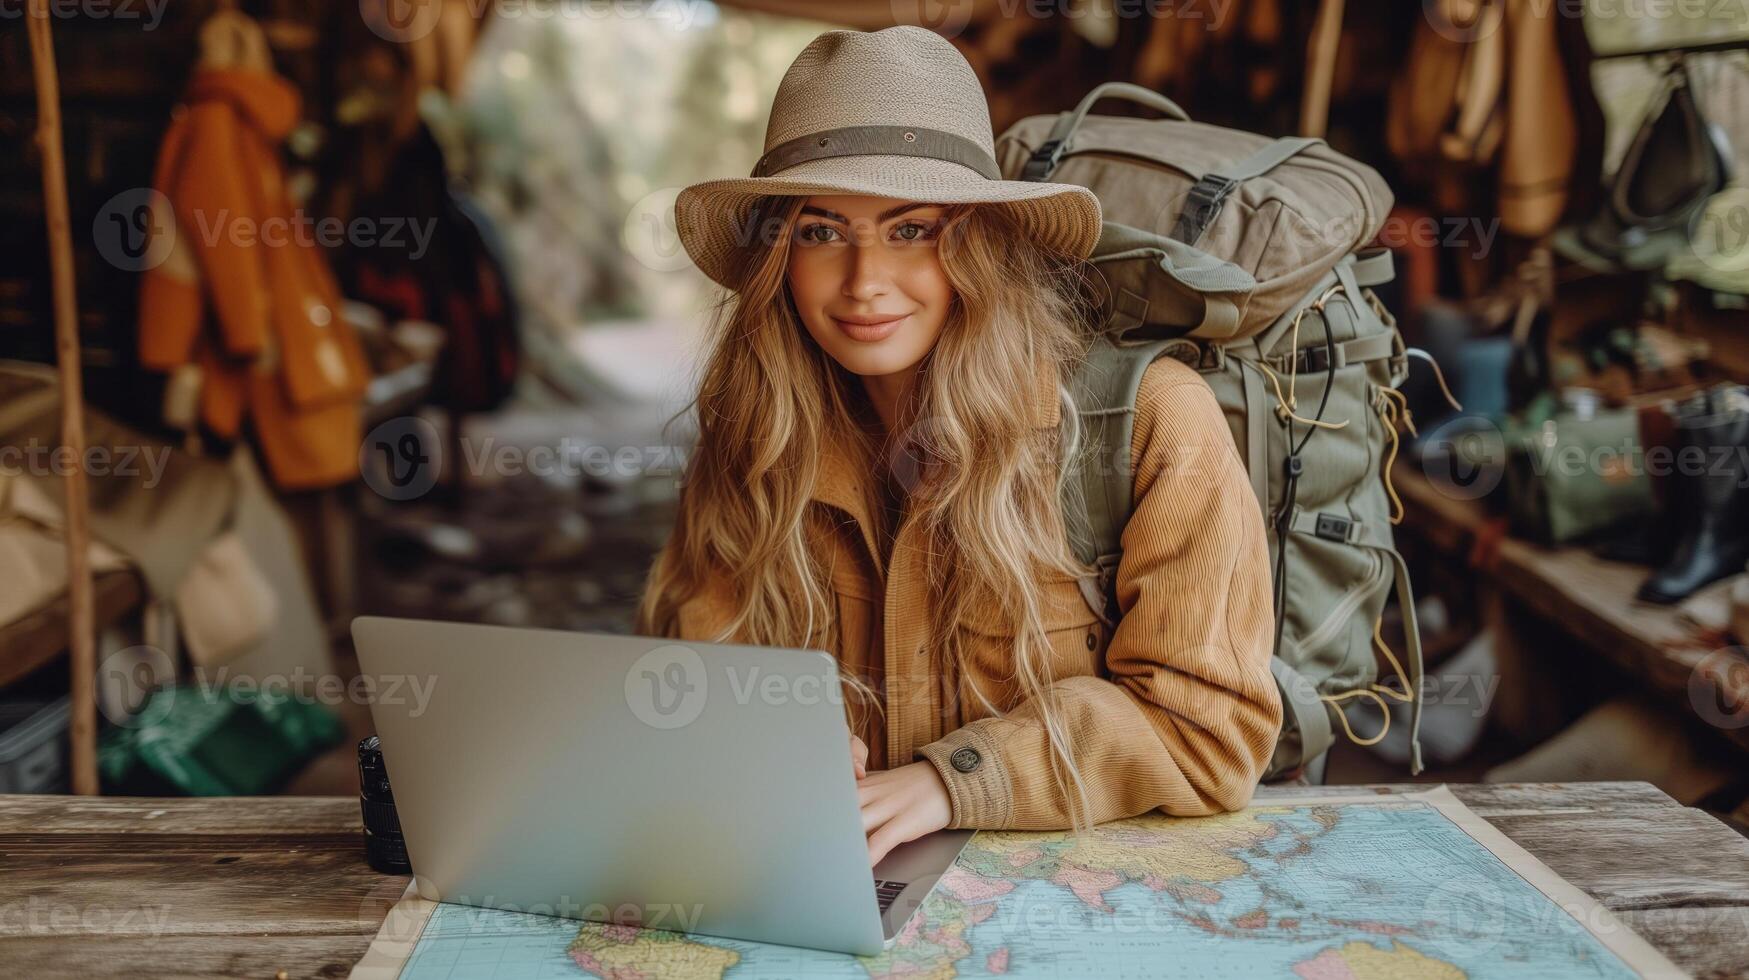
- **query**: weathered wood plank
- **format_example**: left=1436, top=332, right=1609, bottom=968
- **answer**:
left=1617, top=907, right=1749, bottom=980
left=0, top=934, right=375, bottom=980
left=0, top=856, right=408, bottom=939
left=1253, top=780, right=1681, bottom=815
left=0, top=795, right=361, bottom=834
left=1484, top=810, right=1749, bottom=909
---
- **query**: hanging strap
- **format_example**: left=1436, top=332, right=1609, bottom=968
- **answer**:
left=1060, top=335, right=1177, bottom=624
left=1237, top=359, right=1273, bottom=526
left=1169, top=136, right=1325, bottom=246
left=1352, top=248, right=1395, bottom=288
left=1269, top=657, right=1337, bottom=776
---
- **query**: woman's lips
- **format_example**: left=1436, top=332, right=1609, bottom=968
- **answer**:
left=832, top=313, right=909, bottom=343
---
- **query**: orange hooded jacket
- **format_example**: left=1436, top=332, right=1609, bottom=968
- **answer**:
left=138, top=68, right=372, bottom=490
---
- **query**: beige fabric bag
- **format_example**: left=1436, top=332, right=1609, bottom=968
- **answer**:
left=0, top=472, right=130, bottom=627
left=174, top=529, right=280, bottom=668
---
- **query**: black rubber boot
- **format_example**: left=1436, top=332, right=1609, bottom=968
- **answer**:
left=1638, top=385, right=1749, bottom=605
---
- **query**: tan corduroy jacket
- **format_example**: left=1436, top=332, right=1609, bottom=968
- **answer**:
left=672, top=355, right=1282, bottom=830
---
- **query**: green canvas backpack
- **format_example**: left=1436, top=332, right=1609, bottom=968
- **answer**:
left=999, top=83, right=1426, bottom=780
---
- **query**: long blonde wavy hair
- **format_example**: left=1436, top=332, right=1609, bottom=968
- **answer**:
left=637, top=195, right=1105, bottom=828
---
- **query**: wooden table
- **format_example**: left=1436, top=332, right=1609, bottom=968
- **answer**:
left=2, top=782, right=1747, bottom=979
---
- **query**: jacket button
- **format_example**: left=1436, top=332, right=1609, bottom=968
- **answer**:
left=1085, top=629, right=1098, bottom=650
left=949, top=746, right=981, bottom=773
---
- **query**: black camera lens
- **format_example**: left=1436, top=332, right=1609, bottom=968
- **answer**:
left=357, top=736, right=412, bottom=874
left=364, top=826, right=411, bottom=875
left=358, top=735, right=395, bottom=802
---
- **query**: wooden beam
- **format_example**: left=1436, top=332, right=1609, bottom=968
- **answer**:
left=25, top=0, right=97, bottom=796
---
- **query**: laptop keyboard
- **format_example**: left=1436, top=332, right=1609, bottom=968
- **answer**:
left=873, top=878, right=908, bottom=913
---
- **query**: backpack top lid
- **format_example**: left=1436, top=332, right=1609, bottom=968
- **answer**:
left=997, top=93, right=1393, bottom=342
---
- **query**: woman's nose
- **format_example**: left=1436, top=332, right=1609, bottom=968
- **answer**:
left=842, top=243, right=892, bottom=301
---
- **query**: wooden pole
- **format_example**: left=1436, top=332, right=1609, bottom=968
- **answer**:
left=1299, top=0, right=1346, bottom=139
left=26, top=0, right=98, bottom=796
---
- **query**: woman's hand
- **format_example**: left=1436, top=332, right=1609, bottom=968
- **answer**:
left=857, top=761, right=951, bottom=866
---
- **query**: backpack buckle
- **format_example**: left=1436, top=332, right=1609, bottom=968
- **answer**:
left=1162, top=339, right=1224, bottom=373
left=1295, top=344, right=1343, bottom=375
left=1022, top=138, right=1068, bottom=181
left=1313, top=513, right=1355, bottom=543
left=1170, top=174, right=1240, bottom=244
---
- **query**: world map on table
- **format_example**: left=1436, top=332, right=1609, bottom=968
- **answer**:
left=377, top=791, right=1667, bottom=980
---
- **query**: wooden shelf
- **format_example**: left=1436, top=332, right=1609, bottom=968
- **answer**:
left=1392, top=460, right=1749, bottom=756
left=0, top=569, right=142, bottom=691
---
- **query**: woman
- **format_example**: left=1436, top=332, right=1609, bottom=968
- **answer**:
left=637, top=26, right=1281, bottom=865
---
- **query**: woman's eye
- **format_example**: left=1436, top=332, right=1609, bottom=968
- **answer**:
left=797, top=224, right=842, bottom=245
left=892, top=221, right=938, bottom=243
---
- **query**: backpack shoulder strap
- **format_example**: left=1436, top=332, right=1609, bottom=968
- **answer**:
left=1060, top=334, right=1182, bottom=624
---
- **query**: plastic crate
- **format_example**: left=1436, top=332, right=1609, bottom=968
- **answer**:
left=0, top=696, right=70, bottom=794
left=100, top=686, right=344, bottom=796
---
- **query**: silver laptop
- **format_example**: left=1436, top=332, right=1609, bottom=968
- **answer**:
left=351, top=615, right=972, bottom=956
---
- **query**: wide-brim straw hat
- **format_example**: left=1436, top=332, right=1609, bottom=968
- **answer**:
left=674, top=25, right=1102, bottom=290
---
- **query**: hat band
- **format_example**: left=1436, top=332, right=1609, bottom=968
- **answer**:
left=751, top=125, right=1000, bottom=180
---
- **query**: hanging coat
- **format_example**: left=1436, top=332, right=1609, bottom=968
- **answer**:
left=138, top=68, right=373, bottom=490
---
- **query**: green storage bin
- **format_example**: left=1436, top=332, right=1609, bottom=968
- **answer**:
left=100, top=685, right=343, bottom=796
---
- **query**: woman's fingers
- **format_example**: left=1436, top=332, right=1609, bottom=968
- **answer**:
left=849, top=734, right=868, bottom=780
left=866, top=813, right=918, bottom=867
left=860, top=787, right=904, bottom=834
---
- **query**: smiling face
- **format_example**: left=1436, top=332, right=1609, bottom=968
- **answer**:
left=784, top=195, right=956, bottom=382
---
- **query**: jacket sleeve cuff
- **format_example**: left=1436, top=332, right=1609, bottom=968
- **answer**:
left=917, top=722, right=1013, bottom=830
